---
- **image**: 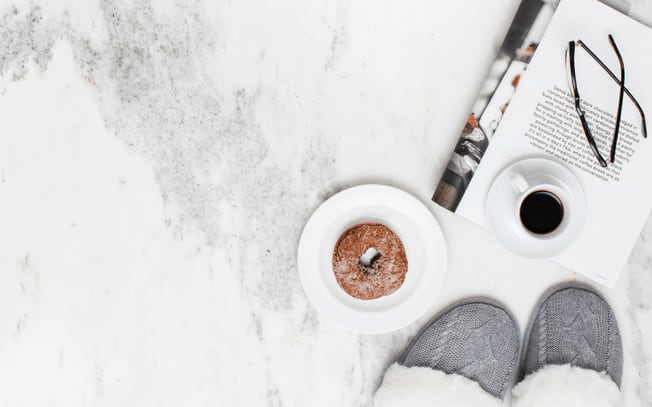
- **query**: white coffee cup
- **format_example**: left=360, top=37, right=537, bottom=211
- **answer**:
left=509, top=173, right=570, bottom=239
left=486, top=157, right=585, bottom=258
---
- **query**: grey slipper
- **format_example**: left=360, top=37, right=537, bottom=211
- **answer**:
left=521, top=283, right=623, bottom=386
left=400, top=300, right=521, bottom=399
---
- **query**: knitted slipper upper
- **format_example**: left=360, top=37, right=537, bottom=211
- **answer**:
left=401, top=302, right=520, bottom=399
left=522, top=286, right=623, bottom=386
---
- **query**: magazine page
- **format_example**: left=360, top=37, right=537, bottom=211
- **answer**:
left=454, top=0, right=652, bottom=286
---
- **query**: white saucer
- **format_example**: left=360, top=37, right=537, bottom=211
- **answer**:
left=486, top=158, right=585, bottom=258
left=297, top=184, right=447, bottom=334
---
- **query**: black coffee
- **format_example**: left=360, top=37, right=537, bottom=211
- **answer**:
left=519, top=190, right=564, bottom=235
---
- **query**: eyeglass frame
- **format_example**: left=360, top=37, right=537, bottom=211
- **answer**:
left=565, top=34, right=647, bottom=168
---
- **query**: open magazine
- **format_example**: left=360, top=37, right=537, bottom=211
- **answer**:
left=433, top=0, right=652, bottom=286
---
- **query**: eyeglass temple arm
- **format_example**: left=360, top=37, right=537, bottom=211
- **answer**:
left=608, top=34, right=625, bottom=163
left=578, top=111, right=609, bottom=167
left=576, top=40, right=648, bottom=139
left=569, top=42, right=609, bottom=168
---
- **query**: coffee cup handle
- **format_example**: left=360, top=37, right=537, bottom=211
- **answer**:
left=510, top=174, right=530, bottom=195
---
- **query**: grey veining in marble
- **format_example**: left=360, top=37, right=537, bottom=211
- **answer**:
left=0, top=0, right=650, bottom=406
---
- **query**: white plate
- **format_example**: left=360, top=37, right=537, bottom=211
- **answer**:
left=297, top=184, right=447, bottom=334
left=486, top=157, right=585, bottom=258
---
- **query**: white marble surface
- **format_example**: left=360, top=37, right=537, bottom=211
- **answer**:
left=0, top=0, right=650, bottom=405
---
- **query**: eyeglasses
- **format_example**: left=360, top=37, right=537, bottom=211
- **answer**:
left=565, top=34, right=647, bottom=167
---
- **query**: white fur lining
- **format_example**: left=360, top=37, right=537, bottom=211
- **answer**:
left=512, top=364, right=622, bottom=407
left=373, top=363, right=502, bottom=407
